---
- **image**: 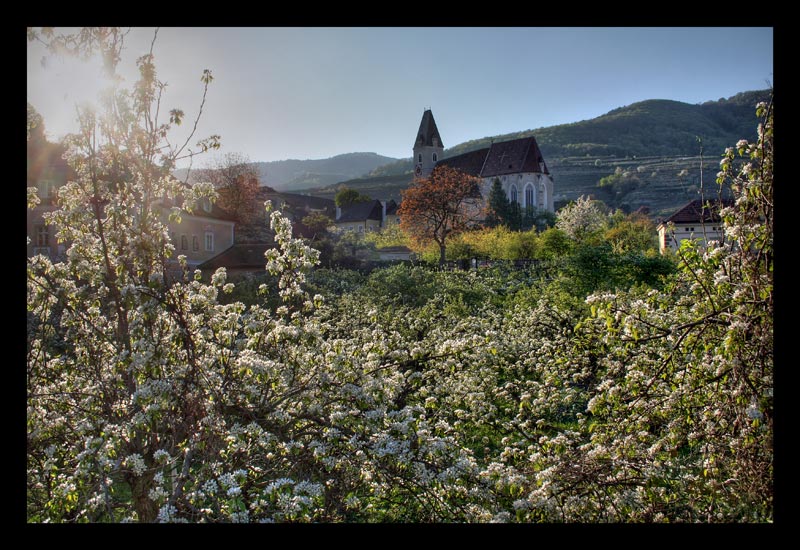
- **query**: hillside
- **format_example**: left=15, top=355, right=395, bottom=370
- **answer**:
left=303, top=90, right=768, bottom=218
left=368, top=90, right=769, bottom=178
left=175, top=152, right=398, bottom=191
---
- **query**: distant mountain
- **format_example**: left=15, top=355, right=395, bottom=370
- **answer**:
left=368, top=90, right=771, bottom=177
left=174, top=152, right=398, bottom=192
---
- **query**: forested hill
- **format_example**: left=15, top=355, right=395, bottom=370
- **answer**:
left=176, top=152, right=399, bottom=191
left=369, top=90, right=771, bottom=177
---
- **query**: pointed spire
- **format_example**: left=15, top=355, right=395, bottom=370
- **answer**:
left=414, top=109, right=443, bottom=149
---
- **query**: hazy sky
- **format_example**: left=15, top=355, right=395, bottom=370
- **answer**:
left=27, top=27, right=773, bottom=167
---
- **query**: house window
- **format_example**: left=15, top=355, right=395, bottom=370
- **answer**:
left=35, top=224, right=49, bottom=247
left=418, top=154, right=422, bottom=163
left=202, top=198, right=212, bottom=213
left=432, top=153, right=438, bottom=162
left=524, top=183, right=535, bottom=208
left=509, top=184, right=518, bottom=203
left=205, top=231, right=214, bottom=252
left=37, top=179, right=60, bottom=205
left=38, top=179, right=57, bottom=199
left=192, top=235, right=199, bottom=251
left=181, top=235, right=188, bottom=250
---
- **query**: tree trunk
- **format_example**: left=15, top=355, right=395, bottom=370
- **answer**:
left=438, top=243, right=446, bottom=266
left=131, top=472, right=159, bottom=522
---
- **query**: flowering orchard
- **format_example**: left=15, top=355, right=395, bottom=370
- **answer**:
left=27, top=29, right=772, bottom=522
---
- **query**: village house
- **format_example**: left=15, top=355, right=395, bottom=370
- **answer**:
left=159, top=194, right=236, bottom=270
left=656, top=198, right=732, bottom=254
left=26, top=136, right=236, bottom=273
left=27, top=138, right=70, bottom=260
left=334, top=199, right=384, bottom=232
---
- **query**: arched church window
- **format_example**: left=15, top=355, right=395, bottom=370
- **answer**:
left=524, top=183, right=535, bottom=208
left=418, top=154, right=422, bottom=163
left=509, top=184, right=518, bottom=203
left=432, top=153, right=438, bottom=162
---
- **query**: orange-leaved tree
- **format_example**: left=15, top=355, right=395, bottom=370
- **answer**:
left=197, top=152, right=260, bottom=224
left=399, top=165, right=484, bottom=265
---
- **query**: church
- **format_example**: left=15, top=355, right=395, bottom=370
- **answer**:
left=413, top=109, right=555, bottom=213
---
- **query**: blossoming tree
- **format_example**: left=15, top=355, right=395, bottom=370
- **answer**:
left=27, top=27, right=773, bottom=523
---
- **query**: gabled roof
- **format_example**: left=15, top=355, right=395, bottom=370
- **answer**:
left=435, top=136, right=549, bottom=179
left=197, top=243, right=274, bottom=270
left=385, top=199, right=399, bottom=215
left=481, top=137, right=549, bottom=177
left=337, top=199, right=383, bottom=223
left=437, top=148, right=490, bottom=177
left=414, top=109, right=444, bottom=149
left=660, top=198, right=734, bottom=225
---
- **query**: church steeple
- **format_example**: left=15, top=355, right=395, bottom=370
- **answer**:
left=413, top=109, right=444, bottom=178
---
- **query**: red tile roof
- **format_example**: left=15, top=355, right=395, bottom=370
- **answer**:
left=661, top=199, right=733, bottom=225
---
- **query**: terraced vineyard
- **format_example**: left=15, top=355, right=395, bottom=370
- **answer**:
left=300, top=153, right=727, bottom=221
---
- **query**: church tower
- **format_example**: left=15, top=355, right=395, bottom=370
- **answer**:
left=413, top=109, right=444, bottom=178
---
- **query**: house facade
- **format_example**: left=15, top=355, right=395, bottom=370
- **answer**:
left=162, top=197, right=236, bottom=269
left=26, top=137, right=236, bottom=271
left=334, top=200, right=384, bottom=232
left=27, top=139, right=70, bottom=260
left=656, top=198, right=731, bottom=254
left=413, top=109, right=555, bottom=214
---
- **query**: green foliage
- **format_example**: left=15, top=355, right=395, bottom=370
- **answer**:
left=485, top=178, right=509, bottom=228
left=447, top=226, right=538, bottom=261
left=604, top=211, right=659, bottom=254
left=597, top=166, right=643, bottom=206
left=536, top=227, right=573, bottom=260
left=335, top=186, right=371, bottom=208
left=306, top=267, right=367, bottom=298
left=522, top=206, right=556, bottom=233
left=301, top=211, right=334, bottom=240
left=362, top=224, right=410, bottom=249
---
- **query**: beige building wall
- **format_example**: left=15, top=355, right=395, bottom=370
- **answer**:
left=336, top=219, right=382, bottom=233
left=658, top=223, right=725, bottom=254
left=27, top=167, right=67, bottom=260
left=480, top=172, right=555, bottom=213
left=167, top=214, right=235, bottom=267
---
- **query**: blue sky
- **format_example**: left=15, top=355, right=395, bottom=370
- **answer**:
left=27, top=27, right=773, bottom=167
